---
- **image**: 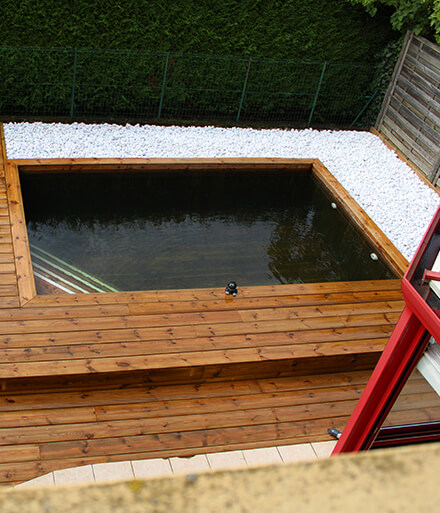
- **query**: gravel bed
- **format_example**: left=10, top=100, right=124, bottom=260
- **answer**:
left=4, top=122, right=439, bottom=261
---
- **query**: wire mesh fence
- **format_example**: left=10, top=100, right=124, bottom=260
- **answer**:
left=0, top=47, right=379, bottom=128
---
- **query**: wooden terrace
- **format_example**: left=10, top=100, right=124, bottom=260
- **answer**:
left=0, top=124, right=437, bottom=486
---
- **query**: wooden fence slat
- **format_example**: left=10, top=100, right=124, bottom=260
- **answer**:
left=384, top=105, right=438, bottom=161
left=389, top=100, right=440, bottom=147
left=376, top=31, right=413, bottom=131
left=394, top=83, right=440, bottom=129
left=400, top=65, right=440, bottom=104
left=376, top=32, right=440, bottom=186
left=380, top=123, right=433, bottom=173
left=412, top=36, right=440, bottom=58
left=405, top=51, right=440, bottom=88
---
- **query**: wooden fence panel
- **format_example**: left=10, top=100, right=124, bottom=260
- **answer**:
left=376, top=32, right=440, bottom=187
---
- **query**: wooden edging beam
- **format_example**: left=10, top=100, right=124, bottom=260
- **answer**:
left=11, top=158, right=315, bottom=173
left=312, top=159, right=408, bottom=277
left=5, top=157, right=407, bottom=305
left=0, top=124, right=7, bottom=168
left=5, top=162, right=36, bottom=305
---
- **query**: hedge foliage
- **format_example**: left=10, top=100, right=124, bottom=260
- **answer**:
left=0, top=0, right=395, bottom=60
left=347, top=0, right=440, bottom=44
left=0, top=0, right=397, bottom=125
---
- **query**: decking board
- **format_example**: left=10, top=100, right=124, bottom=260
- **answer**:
left=0, top=126, right=19, bottom=310
left=0, top=369, right=433, bottom=485
left=0, top=137, right=421, bottom=485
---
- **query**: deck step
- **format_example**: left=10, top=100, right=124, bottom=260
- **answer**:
left=30, top=244, right=119, bottom=294
left=0, top=368, right=432, bottom=486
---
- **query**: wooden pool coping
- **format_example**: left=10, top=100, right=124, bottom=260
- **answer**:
left=7, top=157, right=408, bottom=307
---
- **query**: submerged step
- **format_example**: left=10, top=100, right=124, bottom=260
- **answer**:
left=30, top=244, right=119, bottom=295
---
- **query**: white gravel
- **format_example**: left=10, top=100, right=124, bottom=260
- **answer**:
left=4, top=122, right=439, bottom=261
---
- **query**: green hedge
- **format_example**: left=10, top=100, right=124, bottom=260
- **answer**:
left=0, top=0, right=395, bottom=60
left=0, top=0, right=397, bottom=125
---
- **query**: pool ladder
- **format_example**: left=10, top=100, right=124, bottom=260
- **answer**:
left=30, top=244, right=119, bottom=294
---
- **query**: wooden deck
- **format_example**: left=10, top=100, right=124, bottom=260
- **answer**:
left=0, top=124, right=429, bottom=486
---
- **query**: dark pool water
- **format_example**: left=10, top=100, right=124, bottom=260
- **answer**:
left=20, top=171, right=394, bottom=291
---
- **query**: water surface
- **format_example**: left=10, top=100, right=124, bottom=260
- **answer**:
left=21, top=171, right=394, bottom=291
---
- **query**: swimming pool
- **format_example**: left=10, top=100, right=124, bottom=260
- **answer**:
left=20, top=166, right=395, bottom=293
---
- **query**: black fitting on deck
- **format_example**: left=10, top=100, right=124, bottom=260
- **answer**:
left=225, top=281, right=238, bottom=296
left=328, top=428, right=342, bottom=440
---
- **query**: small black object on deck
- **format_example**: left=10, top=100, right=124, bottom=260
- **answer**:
left=328, top=428, right=342, bottom=440
left=225, top=281, right=238, bottom=296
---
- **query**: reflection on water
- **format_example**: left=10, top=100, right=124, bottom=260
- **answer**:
left=21, top=171, right=394, bottom=291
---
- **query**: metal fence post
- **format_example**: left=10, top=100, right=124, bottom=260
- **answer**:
left=70, top=48, right=78, bottom=118
left=158, top=52, right=170, bottom=120
left=236, top=57, right=252, bottom=123
left=349, top=90, right=379, bottom=129
left=307, top=61, right=327, bottom=126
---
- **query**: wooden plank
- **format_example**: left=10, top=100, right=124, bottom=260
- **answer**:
left=429, top=152, right=440, bottom=184
left=0, top=296, right=20, bottom=308
left=0, top=369, right=430, bottom=485
left=0, top=417, right=340, bottom=484
left=312, top=160, right=408, bottom=276
left=0, top=301, right=402, bottom=337
left=26, top=279, right=402, bottom=307
left=0, top=401, right=359, bottom=447
left=382, top=104, right=437, bottom=161
left=405, top=52, right=440, bottom=97
left=0, top=262, right=18, bottom=274
left=413, top=34, right=440, bottom=56
left=387, top=97, right=440, bottom=148
left=400, top=65, right=440, bottom=110
left=416, top=47, right=440, bottom=74
left=34, top=403, right=440, bottom=462
left=0, top=325, right=394, bottom=360
left=0, top=370, right=374, bottom=411
left=380, top=123, right=433, bottom=179
left=0, top=350, right=381, bottom=383
left=194, top=311, right=401, bottom=337
left=0, top=304, right=130, bottom=321
left=0, top=125, right=15, bottom=302
left=0, top=123, right=7, bottom=168
left=385, top=406, right=440, bottom=427
left=0, top=233, right=12, bottom=244
left=93, top=384, right=366, bottom=422
left=0, top=243, right=14, bottom=255
left=38, top=415, right=352, bottom=461
left=377, top=32, right=440, bottom=188
left=0, top=406, right=96, bottom=428
left=411, top=36, right=440, bottom=68
left=13, top=157, right=315, bottom=173
left=127, top=288, right=403, bottom=316
left=0, top=445, right=40, bottom=464
left=381, top=118, right=434, bottom=172
left=0, top=283, right=18, bottom=296
left=0, top=335, right=389, bottom=365
left=0, top=338, right=387, bottom=379
left=0, top=310, right=399, bottom=351
left=237, top=300, right=404, bottom=322
left=0, top=273, right=17, bottom=285
left=0, top=309, right=242, bottom=334
left=5, top=429, right=335, bottom=482
left=5, top=162, right=34, bottom=305
left=0, top=369, right=425, bottom=418
left=376, top=31, right=413, bottom=130
left=389, top=95, right=439, bottom=156
left=0, top=324, right=198, bottom=349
